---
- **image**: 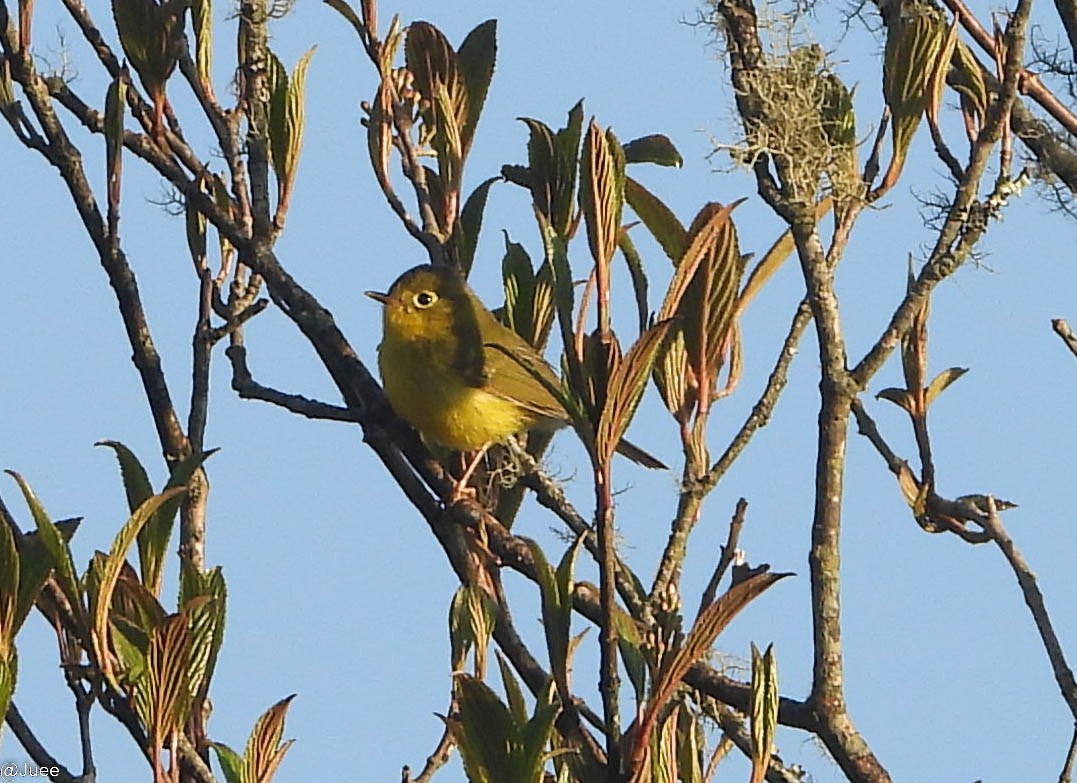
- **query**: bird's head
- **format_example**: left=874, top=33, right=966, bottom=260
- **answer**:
left=365, top=264, right=477, bottom=351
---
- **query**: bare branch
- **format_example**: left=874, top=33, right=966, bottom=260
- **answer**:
left=697, top=498, right=748, bottom=620
left=5, top=703, right=78, bottom=783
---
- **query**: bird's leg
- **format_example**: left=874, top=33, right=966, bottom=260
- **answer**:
left=451, top=445, right=491, bottom=502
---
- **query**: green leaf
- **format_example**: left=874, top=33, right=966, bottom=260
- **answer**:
left=111, top=615, right=149, bottom=684
left=5, top=472, right=82, bottom=622
left=925, top=367, right=968, bottom=407
left=501, top=236, right=555, bottom=353
left=14, top=523, right=60, bottom=634
left=456, top=20, right=497, bottom=157
left=210, top=741, right=245, bottom=783
left=450, top=675, right=515, bottom=783
left=457, top=176, right=499, bottom=276
left=676, top=703, right=704, bottom=783
left=502, top=234, right=536, bottom=337
left=596, top=320, right=673, bottom=466
left=96, top=440, right=154, bottom=519
left=624, top=176, right=686, bottom=263
left=622, top=134, right=682, bottom=167
left=526, top=538, right=570, bottom=693
left=0, top=649, right=15, bottom=737
left=0, top=518, right=17, bottom=654
left=449, top=586, right=470, bottom=669
left=496, top=651, right=528, bottom=726
left=617, top=230, right=650, bottom=334
left=518, top=694, right=560, bottom=783
left=104, top=73, right=126, bottom=208
left=267, top=47, right=316, bottom=196
left=110, top=0, right=182, bottom=132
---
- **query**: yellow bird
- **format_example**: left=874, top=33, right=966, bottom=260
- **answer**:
left=365, top=264, right=665, bottom=485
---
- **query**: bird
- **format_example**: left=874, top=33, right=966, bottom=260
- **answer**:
left=365, top=264, right=665, bottom=496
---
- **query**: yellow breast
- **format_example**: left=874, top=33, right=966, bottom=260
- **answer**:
left=378, top=334, right=535, bottom=451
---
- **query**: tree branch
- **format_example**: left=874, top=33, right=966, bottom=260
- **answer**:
left=5, top=703, right=77, bottom=783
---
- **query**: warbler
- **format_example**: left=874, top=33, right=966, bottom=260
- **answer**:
left=365, top=264, right=665, bottom=476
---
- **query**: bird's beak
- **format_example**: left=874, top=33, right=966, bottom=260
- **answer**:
left=364, top=290, right=390, bottom=305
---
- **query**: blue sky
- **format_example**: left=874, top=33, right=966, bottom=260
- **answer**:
left=3, top=1, right=1077, bottom=781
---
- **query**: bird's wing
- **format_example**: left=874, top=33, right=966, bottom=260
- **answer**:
left=472, top=300, right=568, bottom=423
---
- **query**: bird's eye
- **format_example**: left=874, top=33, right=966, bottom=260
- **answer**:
left=413, top=290, right=438, bottom=308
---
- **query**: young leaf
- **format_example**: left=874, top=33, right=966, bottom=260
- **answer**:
left=580, top=121, right=625, bottom=272
left=517, top=693, right=561, bottom=783
left=133, top=612, right=193, bottom=760
left=191, top=0, right=212, bottom=92
left=407, top=21, right=468, bottom=196
left=653, top=326, right=690, bottom=422
left=749, top=643, right=779, bottom=783
left=880, top=6, right=947, bottom=190
left=181, top=563, right=227, bottom=742
left=643, top=572, right=790, bottom=757
left=876, top=387, right=916, bottom=415
left=622, top=133, right=683, bottom=167
left=13, top=525, right=57, bottom=634
left=243, top=695, right=297, bottom=783
left=510, top=102, right=584, bottom=238
left=110, top=0, right=183, bottom=134
left=104, top=73, right=126, bottom=213
left=92, top=486, right=187, bottom=691
left=596, top=320, right=673, bottom=466
left=925, top=367, right=969, bottom=407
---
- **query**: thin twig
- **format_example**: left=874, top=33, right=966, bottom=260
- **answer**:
left=697, top=498, right=748, bottom=620
left=942, top=0, right=1077, bottom=136
left=410, top=725, right=456, bottom=783
left=1052, top=319, right=1077, bottom=361
left=981, top=497, right=1077, bottom=721
left=226, top=345, right=359, bottom=422
left=1060, top=724, right=1077, bottom=783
